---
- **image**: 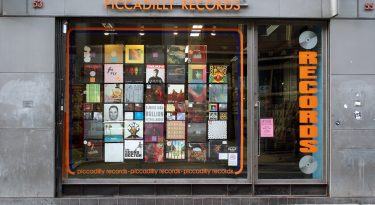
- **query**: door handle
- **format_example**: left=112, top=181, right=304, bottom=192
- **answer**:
left=255, top=101, right=261, bottom=156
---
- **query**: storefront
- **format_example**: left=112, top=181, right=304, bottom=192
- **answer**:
left=4, top=0, right=375, bottom=199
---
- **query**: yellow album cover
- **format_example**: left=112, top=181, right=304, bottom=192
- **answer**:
left=125, top=45, right=145, bottom=64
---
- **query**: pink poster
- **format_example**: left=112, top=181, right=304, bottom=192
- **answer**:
left=260, top=118, right=274, bottom=138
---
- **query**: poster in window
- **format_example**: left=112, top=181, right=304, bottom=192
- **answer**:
left=168, top=84, right=185, bottom=103
left=208, top=121, right=227, bottom=139
left=84, top=140, right=103, bottom=161
left=104, top=84, right=123, bottom=103
left=124, top=140, right=144, bottom=159
left=144, top=143, right=164, bottom=163
left=146, top=64, right=165, bottom=84
left=124, top=84, right=144, bottom=103
left=188, top=84, right=207, bottom=103
left=124, top=64, right=144, bottom=83
left=188, top=64, right=207, bottom=83
left=166, top=140, right=185, bottom=159
left=104, top=104, right=123, bottom=122
left=104, top=143, right=124, bottom=162
left=83, top=45, right=103, bottom=64
left=145, top=84, right=165, bottom=103
left=145, top=104, right=164, bottom=123
left=167, top=45, right=186, bottom=65
left=104, top=64, right=123, bottom=83
left=188, top=45, right=207, bottom=64
left=209, top=65, right=228, bottom=83
left=84, top=120, right=104, bottom=140
left=167, top=121, right=185, bottom=139
left=208, top=140, right=228, bottom=160
left=187, top=143, right=207, bottom=162
left=86, top=84, right=101, bottom=103
left=187, top=123, right=207, bottom=142
left=144, top=123, right=164, bottom=142
left=124, top=120, right=144, bottom=139
left=125, top=45, right=144, bottom=64
left=167, top=65, right=186, bottom=83
left=145, top=45, right=165, bottom=64
left=84, top=64, right=103, bottom=83
left=209, top=84, right=228, bottom=103
left=104, top=44, right=123, bottom=64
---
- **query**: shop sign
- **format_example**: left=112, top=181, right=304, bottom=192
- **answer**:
left=104, top=0, right=242, bottom=11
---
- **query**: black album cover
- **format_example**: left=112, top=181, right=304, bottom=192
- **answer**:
left=83, top=64, right=103, bottom=83
left=167, top=65, right=186, bottom=83
left=145, top=84, right=165, bottom=103
left=145, top=45, right=165, bottom=64
left=187, top=123, right=207, bottom=142
left=124, top=64, right=144, bottom=83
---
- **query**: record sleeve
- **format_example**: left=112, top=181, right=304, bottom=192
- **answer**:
left=124, top=140, right=143, bottom=159
left=167, top=121, right=185, bottom=139
left=209, top=65, right=228, bottom=83
left=187, top=123, right=207, bottom=142
left=208, top=140, right=228, bottom=160
left=84, top=140, right=103, bottom=161
left=188, top=64, right=207, bottom=83
left=168, top=84, right=185, bottom=103
left=144, top=143, right=164, bottom=163
left=188, top=84, right=207, bottom=103
left=167, top=45, right=186, bottom=65
left=167, top=65, right=186, bottom=83
left=209, top=84, right=228, bottom=103
left=146, top=64, right=165, bottom=84
left=187, top=143, right=207, bottom=162
left=104, top=104, right=123, bottom=122
left=124, top=120, right=144, bottom=139
left=104, top=44, right=123, bottom=64
left=125, top=45, right=144, bottom=64
left=83, top=64, right=103, bottom=83
left=166, top=140, right=185, bottom=160
left=84, top=120, right=104, bottom=140
left=145, top=104, right=165, bottom=123
left=145, top=84, right=165, bottom=103
left=104, top=143, right=124, bottom=162
left=83, top=45, right=103, bottom=64
left=145, top=45, right=165, bottom=64
left=104, top=122, right=123, bottom=136
left=86, top=84, right=101, bottom=103
left=208, top=121, right=227, bottom=140
left=144, top=123, right=164, bottom=142
left=104, top=84, right=123, bottom=103
left=104, top=64, right=123, bottom=83
left=124, top=64, right=144, bottom=83
left=124, top=84, right=144, bottom=103
left=188, top=45, right=207, bottom=64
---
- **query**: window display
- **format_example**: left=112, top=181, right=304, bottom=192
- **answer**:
left=66, top=22, right=246, bottom=179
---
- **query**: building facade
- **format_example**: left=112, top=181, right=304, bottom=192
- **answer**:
left=0, top=0, right=375, bottom=199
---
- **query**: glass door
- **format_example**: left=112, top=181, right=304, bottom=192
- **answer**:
left=254, top=23, right=325, bottom=181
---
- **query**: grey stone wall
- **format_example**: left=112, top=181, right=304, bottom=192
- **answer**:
left=0, top=17, right=55, bottom=197
left=330, top=19, right=375, bottom=197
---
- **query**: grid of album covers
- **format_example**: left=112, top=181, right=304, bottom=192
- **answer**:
left=81, top=44, right=229, bottom=164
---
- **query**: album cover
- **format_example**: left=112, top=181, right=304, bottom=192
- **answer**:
left=104, top=143, right=124, bottom=162
left=124, top=84, right=144, bottom=103
left=219, top=103, right=227, bottom=111
left=165, top=140, right=185, bottom=160
left=86, top=84, right=101, bottom=103
left=146, top=64, right=165, bottom=84
left=125, top=45, right=144, bottom=64
left=84, top=112, right=93, bottom=120
left=83, top=103, right=94, bottom=112
left=145, top=45, right=165, bottom=64
left=219, top=112, right=228, bottom=120
left=83, top=45, right=103, bottom=64
left=104, top=104, right=123, bottom=122
left=188, top=64, right=207, bottom=83
left=168, top=84, right=185, bottom=103
left=84, top=140, right=103, bottom=161
left=84, top=120, right=104, bottom=140
left=188, top=45, right=207, bottom=64
left=144, top=143, right=164, bottom=163
left=177, top=113, right=186, bottom=120
left=124, top=64, right=144, bottom=83
left=208, top=121, right=227, bottom=139
left=166, top=103, right=186, bottom=112
left=209, top=84, right=228, bottom=103
left=135, top=103, right=143, bottom=111
left=167, top=65, right=186, bottom=83
left=187, top=103, right=207, bottom=113
left=208, top=140, right=228, bottom=160
left=167, top=45, right=186, bottom=65
left=144, top=123, right=164, bottom=142
left=187, top=143, right=207, bottom=162
left=93, top=112, right=103, bottom=121
left=188, top=84, right=207, bottom=103
left=145, top=84, right=165, bottom=103
left=104, top=64, right=123, bottom=83
left=124, top=140, right=143, bottom=159
left=167, top=121, right=185, bottom=139
left=187, top=123, right=207, bottom=142
left=209, top=112, right=218, bottom=120
left=209, top=65, right=228, bottom=83
left=134, top=112, right=144, bottom=120
left=104, top=84, right=123, bottom=103
left=209, top=103, right=218, bottom=111
left=187, top=103, right=207, bottom=123
left=104, top=135, right=123, bottom=143
left=104, top=44, right=123, bottom=64
left=145, top=104, right=164, bottom=123
left=124, top=112, right=133, bottom=120
left=124, top=120, right=144, bottom=139
left=104, top=122, right=123, bottom=136
left=167, top=112, right=176, bottom=121
left=83, top=64, right=103, bottom=83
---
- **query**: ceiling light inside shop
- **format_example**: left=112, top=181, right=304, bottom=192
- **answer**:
left=192, top=25, right=203, bottom=29
left=139, top=32, right=145, bottom=36
left=190, top=33, right=200, bottom=37
left=104, top=32, right=110, bottom=36
left=173, top=32, right=178, bottom=35
left=211, top=32, right=216, bottom=36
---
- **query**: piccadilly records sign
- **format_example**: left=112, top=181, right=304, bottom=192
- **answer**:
left=104, top=0, right=243, bottom=11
